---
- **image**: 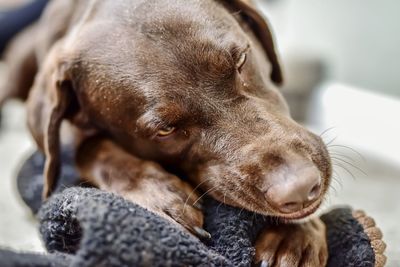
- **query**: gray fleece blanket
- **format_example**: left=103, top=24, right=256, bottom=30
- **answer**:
left=0, top=150, right=385, bottom=267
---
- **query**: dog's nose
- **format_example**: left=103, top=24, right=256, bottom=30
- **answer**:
left=265, top=165, right=321, bottom=214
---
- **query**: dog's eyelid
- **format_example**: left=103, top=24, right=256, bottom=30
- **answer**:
left=136, top=106, right=187, bottom=139
left=231, top=43, right=249, bottom=56
left=233, top=45, right=250, bottom=72
left=140, top=118, right=180, bottom=140
left=236, top=52, right=247, bottom=71
left=136, top=115, right=165, bottom=137
left=155, top=125, right=177, bottom=138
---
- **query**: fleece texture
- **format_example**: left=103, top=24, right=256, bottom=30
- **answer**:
left=0, top=150, right=384, bottom=267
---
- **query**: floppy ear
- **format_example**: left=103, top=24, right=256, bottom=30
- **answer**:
left=27, top=56, right=74, bottom=199
left=227, top=0, right=283, bottom=85
left=43, top=78, right=72, bottom=199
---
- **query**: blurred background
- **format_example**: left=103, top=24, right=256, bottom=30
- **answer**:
left=0, top=0, right=399, bottom=265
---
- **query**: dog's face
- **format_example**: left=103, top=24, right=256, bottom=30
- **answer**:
left=51, top=0, right=331, bottom=219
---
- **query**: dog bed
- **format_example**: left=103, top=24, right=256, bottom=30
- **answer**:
left=0, top=150, right=386, bottom=267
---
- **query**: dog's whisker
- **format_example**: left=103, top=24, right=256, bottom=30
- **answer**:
left=329, top=181, right=338, bottom=195
left=331, top=156, right=367, bottom=176
left=319, top=126, right=336, bottom=138
left=325, top=135, right=338, bottom=146
left=331, top=184, right=339, bottom=195
left=321, top=193, right=332, bottom=208
left=192, top=186, right=218, bottom=209
left=216, top=202, right=223, bottom=215
left=331, top=174, right=343, bottom=192
left=328, top=151, right=357, bottom=164
left=215, top=191, right=227, bottom=215
left=327, top=144, right=366, bottom=162
left=238, top=207, right=245, bottom=217
left=332, top=162, right=356, bottom=180
left=182, top=178, right=214, bottom=214
left=331, top=170, right=343, bottom=187
left=332, top=161, right=355, bottom=178
left=324, top=191, right=332, bottom=205
left=332, top=169, right=340, bottom=178
left=216, top=191, right=228, bottom=215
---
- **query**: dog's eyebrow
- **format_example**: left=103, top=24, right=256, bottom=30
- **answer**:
left=136, top=115, right=164, bottom=136
left=136, top=105, right=185, bottom=135
left=136, top=112, right=173, bottom=138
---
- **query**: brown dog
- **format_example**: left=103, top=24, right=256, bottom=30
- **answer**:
left=1, top=0, right=331, bottom=266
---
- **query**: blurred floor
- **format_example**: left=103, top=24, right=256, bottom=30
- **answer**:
left=0, top=101, right=43, bottom=253
left=0, top=83, right=399, bottom=264
left=317, top=136, right=400, bottom=266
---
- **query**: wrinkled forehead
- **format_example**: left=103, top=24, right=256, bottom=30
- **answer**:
left=73, top=0, right=278, bottom=120
left=87, top=10, right=243, bottom=79
left=120, top=14, right=249, bottom=107
left=134, top=12, right=247, bottom=84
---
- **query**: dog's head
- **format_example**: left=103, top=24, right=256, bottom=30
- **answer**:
left=37, top=0, right=331, bottom=219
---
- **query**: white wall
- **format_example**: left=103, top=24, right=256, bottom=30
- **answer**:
left=256, top=0, right=400, bottom=97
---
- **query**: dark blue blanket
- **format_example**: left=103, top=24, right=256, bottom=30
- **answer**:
left=0, top=151, right=380, bottom=267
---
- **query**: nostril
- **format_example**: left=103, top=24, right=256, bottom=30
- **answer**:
left=308, top=183, right=321, bottom=201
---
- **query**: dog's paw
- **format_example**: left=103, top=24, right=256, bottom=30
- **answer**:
left=254, top=218, right=328, bottom=267
left=122, top=168, right=208, bottom=239
left=155, top=175, right=209, bottom=239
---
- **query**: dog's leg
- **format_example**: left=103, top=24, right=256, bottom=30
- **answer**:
left=0, top=24, right=38, bottom=106
left=254, top=217, right=328, bottom=267
left=76, top=136, right=208, bottom=238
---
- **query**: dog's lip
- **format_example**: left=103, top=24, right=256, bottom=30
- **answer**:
left=248, top=185, right=324, bottom=220
left=210, top=184, right=324, bottom=220
left=273, top=200, right=322, bottom=221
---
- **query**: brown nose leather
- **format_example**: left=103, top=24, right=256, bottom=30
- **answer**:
left=265, top=165, right=321, bottom=214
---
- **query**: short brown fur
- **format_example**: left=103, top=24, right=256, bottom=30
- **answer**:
left=1, top=0, right=331, bottom=265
